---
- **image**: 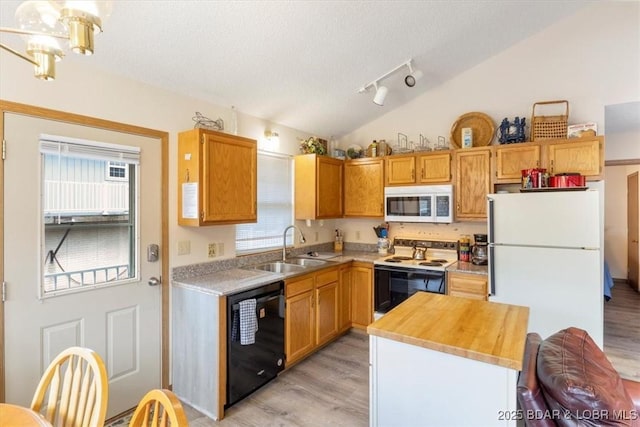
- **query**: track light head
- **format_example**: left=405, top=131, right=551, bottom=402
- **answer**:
left=405, top=69, right=423, bottom=87
left=373, top=83, right=388, bottom=106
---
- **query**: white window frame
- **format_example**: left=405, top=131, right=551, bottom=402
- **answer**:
left=105, top=160, right=129, bottom=181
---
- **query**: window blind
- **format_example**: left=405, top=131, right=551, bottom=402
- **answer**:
left=236, top=151, right=293, bottom=252
left=39, top=134, right=141, bottom=164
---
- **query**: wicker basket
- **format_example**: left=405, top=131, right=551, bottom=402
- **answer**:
left=531, top=100, right=569, bottom=141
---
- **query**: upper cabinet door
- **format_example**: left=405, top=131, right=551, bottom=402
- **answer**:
left=495, top=144, right=541, bottom=182
left=546, top=137, right=603, bottom=177
left=386, top=155, right=416, bottom=185
left=344, top=158, right=384, bottom=217
left=418, top=152, right=451, bottom=183
left=178, top=128, right=257, bottom=226
left=455, top=148, right=491, bottom=220
left=295, top=154, right=344, bottom=220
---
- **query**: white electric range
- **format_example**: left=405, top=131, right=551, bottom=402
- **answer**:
left=373, top=238, right=459, bottom=315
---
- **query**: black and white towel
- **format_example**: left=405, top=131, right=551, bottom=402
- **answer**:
left=239, top=298, right=258, bottom=345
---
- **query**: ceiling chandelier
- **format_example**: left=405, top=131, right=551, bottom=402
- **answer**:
left=0, top=1, right=112, bottom=80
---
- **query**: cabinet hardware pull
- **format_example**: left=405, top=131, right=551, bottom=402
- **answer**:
left=411, top=169, right=415, bottom=180
left=421, top=168, right=425, bottom=179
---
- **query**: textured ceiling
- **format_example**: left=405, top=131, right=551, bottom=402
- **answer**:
left=0, top=1, right=592, bottom=137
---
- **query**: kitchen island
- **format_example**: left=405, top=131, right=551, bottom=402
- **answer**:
left=367, top=292, right=529, bottom=427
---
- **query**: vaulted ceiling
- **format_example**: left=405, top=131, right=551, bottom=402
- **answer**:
left=0, top=1, right=593, bottom=137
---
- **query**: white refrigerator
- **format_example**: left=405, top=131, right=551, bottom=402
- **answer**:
left=487, top=189, right=603, bottom=348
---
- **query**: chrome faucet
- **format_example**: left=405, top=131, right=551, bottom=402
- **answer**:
left=283, top=225, right=306, bottom=261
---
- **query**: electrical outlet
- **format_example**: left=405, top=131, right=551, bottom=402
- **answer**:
left=218, top=242, right=224, bottom=256
left=177, top=240, right=190, bottom=255
left=208, top=243, right=217, bottom=258
left=315, top=231, right=319, bottom=242
left=355, top=230, right=361, bottom=240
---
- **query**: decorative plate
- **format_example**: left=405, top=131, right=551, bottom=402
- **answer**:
left=346, top=144, right=364, bottom=159
left=450, top=112, right=496, bottom=148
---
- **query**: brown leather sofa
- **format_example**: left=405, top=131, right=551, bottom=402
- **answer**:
left=517, top=327, right=640, bottom=427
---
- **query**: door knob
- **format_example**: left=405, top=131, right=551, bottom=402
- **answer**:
left=148, top=277, right=161, bottom=286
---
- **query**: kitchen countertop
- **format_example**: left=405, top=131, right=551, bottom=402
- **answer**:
left=447, top=261, right=488, bottom=275
left=367, top=292, right=529, bottom=370
left=172, top=250, right=378, bottom=296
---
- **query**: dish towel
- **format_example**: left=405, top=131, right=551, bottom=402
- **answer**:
left=239, top=298, right=258, bottom=345
left=230, top=308, right=240, bottom=342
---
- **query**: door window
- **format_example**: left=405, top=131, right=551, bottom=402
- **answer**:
left=40, top=135, right=140, bottom=296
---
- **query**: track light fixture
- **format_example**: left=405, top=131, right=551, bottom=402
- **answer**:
left=358, top=58, right=422, bottom=105
left=0, top=1, right=112, bottom=80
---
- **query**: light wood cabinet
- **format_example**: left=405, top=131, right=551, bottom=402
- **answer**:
left=295, top=154, right=343, bottom=220
left=338, top=265, right=352, bottom=333
left=455, top=148, right=492, bottom=220
left=178, top=128, right=257, bottom=226
left=344, top=158, right=384, bottom=217
left=494, top=144, right=541, bottom=182
left=386, top=152, right=452, bottom=186
left=546, top=137, right=603, bottom=177
left=285, top=267, right=340, bottom=366
left=447, top=271, right=488, bottom=301
left=351, top=262, right=373, bottom=330
left=284, top=275, right=315, bottom=365
left=417, top=152, right=452, bottom=183
left=386, top=155, right=416, bottom=185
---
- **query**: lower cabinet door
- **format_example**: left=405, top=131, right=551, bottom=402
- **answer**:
left=316, top=282, right=339, bottom=347
left=285, top=290, right=315, bottom=365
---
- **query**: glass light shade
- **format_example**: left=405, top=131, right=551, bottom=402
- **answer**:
left=15, top=1, right=65, bottom=36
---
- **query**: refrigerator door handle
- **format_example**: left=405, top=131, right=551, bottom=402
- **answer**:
left=489, top=244, right=495, bottom=296
left=488, top=197, right=495, bottom=244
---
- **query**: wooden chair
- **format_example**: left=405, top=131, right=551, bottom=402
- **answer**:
left=129, top=389, right=189, bottom=427
left=31, top=346, right=108, bottom=427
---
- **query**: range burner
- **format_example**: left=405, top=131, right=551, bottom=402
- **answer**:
left=419, top=262, right=443, bottom=267
left=391, top=256, right=413, bottom=261
left=430, top=259, right=448, bottom=263
left=384, top=258, right=402, bottom=263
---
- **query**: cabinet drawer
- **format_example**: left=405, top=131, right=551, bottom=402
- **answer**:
left=316, top=268, right=339, bottom=287
left=447, top=273, right=488, bottom=299
left=286, top=275, right=314, bottom=297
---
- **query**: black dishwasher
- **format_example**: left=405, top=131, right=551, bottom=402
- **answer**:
left=226, top=281, right=285, bottom=408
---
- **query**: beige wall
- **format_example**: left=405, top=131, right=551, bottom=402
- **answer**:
left=2, top=1, right=639, bottom=268
left=0, top=57, right=338, bottom=267
left=336, top=1, right=639, bottom=244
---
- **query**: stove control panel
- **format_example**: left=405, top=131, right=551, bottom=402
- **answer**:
left=393, top=238, right=458, bottom=251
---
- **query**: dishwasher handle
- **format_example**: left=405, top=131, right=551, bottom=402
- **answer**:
left=231, top=290, right=281, bottom=311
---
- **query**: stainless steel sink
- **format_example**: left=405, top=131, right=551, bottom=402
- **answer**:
left=286, top=258, right=329, bottom=267
left=253, top=262, right=306, bottom=273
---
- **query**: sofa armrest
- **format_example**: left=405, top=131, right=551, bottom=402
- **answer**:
left=622, top=378, right=640, bottom=412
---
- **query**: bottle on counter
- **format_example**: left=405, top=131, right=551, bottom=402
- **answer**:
left=371, top=140, right=377, bottom=157
left=377, top=229, right=389, bottom=255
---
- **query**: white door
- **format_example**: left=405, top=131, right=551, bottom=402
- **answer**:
left=3, top=113, right=162, bottom=417
left=489, top=245, right=603, bottom=347
left=488, top=191, right=600, bottom=248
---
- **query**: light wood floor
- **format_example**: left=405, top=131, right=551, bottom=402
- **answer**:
left=185, top=331, right=369, bottom=427
left=107, top=287, right=639, bottom=427
left=604, top=281, right=640, bottom=381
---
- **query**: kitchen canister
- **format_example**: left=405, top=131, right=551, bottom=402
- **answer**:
left=461, top=127, right=473, bottom=148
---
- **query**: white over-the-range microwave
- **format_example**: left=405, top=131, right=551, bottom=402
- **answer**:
left=384, top=184, right=454, bottom=223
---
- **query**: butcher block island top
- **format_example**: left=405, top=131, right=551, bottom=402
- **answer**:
left=367, top=292, right=529, bottom=370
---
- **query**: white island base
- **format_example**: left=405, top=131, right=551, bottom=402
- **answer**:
left=369, top=335, right=519, bottom=427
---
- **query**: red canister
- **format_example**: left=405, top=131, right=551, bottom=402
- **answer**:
left=549, top=173, right=586, bottom=187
